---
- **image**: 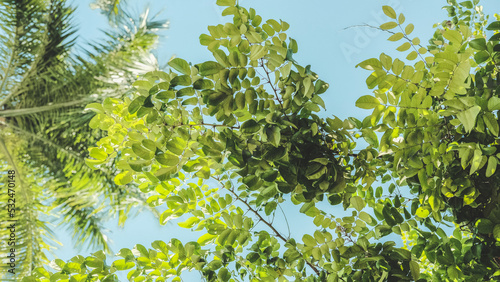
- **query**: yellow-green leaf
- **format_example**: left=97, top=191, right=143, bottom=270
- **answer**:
left=388, top=32, right=404, bottom=41
left=114, top=171, right=133, bottom=185
left=198, top=233, right=217, bottom=245
left=397, top=42, right=411, bottom=52
left=406, top=51, right=418, bottom=60
left=216, top=0, right=235, bottom=6
left=486, top=156, right=498, bottom=178
left=302, top=234, right=316, bottom=246
left=356, top=95, right=381, bottom=109
left=405, top=23, right=414, bottom=35
left=457, top=106, right=480, bottom=133
left=351, top=196, right=365, bottom=211
left=168, top=58, right=191, bottom=75
left=380, top=22, right=398, bottom=30
left=443, top=29, right=463, bottom=44
left=382, top=6, right=397, bottom=19
left=416, top=207, right=430, bottom=218
left=398, top=13, right=405, bottom=24
left=250, top=45, right=268, bottom=61
left=488, top=97, right=500, bottom=111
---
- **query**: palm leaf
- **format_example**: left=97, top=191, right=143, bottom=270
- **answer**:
left=0, top=0, right=166, bottom=278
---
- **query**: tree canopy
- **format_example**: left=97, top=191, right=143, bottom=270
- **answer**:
left=11, top=0, right=500, bottom=281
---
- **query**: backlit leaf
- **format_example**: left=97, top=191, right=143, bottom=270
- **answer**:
left=199, top=61, right=223, bottom=76
left=356, top=95, right=381, bottom=109
left=168, top=58, right=191, bottom=75
left=457, top=106, right=481, bottom=133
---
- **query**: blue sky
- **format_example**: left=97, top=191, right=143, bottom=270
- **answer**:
left=51, top=0, right=499, bottom=279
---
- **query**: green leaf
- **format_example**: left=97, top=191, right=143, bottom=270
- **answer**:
left=199, top=61, right=223, bottom=76
left=447, top=266, right=459, bottom=280
left=143, top=95, right=154, bottom=108
left=356, top=58, right=382, bottom=70
left=193, top=79, right=214, bottom=90
left=486, top=156, right=498, bottom=177
left=302, top=234, right=316, bottom=246
left=470, top=149, right=484, bottom=174
left=487, top=21, right=500, bottom=30
left=216, top=0, right=235, bottom=6
left=212, top=49, right=230, bottom=67
left=206, top=260, right=223, bottom=271
left=197, top=233, right=217, bottom=245
left=382, top=206, right=396, bottom=226
left=350, top=196, right=365, bottom=211
left=388, top=32, right=404, bottom=41
left=247, top=252, right=260, bottom=263
left=266, top=126, right=281, bottom=147
left=265, top=202, right=277, bottom=215
left=85, top=103, right=104, bottom=114
left=241, top=119, right=260, bottom=134
left=114, top=171, right=133, bottom=185
left=488, top=97, right=500, bottom=111
left=474, top=51, right=490, bottom=64
left=380, top=22, right=398, bottom=30
left=484, top=112, right=499, bottom=136
left=416, top=207, right=430, bottom=218
left=490, top=33, right=500, bottom=41
left=264, top=147, right=286, bottom=161
left=156, top=90, right=175, bottom=101
left=356, top=95, right=380, bottom=109
left=476, top=218, right=494, bottom=233
left=382, top=6, right=397, bottom=19
left=359, top=211, right=374, bottom=225
left=133, top=80, right=153, bottom=90
left=166, top=138, right=186, bottom=155
left=218, top=268, right=231, bottom=282
left=200, top=34, right=214, bottom=45
left=128, top=160, right=151, bottom=172
left=112, top=259, right=135, bottom=271
left=250, top=45, right=268, bottom=61
left=469, top=38, right=487, bottom=50
left=304, top=101, right=320, bottom=112
left=405, top=23, right=414, bottom=35
left=398, top=13, right=405, bottom=24
left=156, top=152, right=179, bottom=166
left=168, top=58, right=191, bottom=75
left=409, top=261, right=420, bottom=280
left=397, top=42, right=411, bottom=52
left=182, top=97, right=199, bottom=106
left=132, top=143, right=154, bottom=160
left=443, top=29, right=462, bottom=44
left=170, top=75, right=191, bottom=86
left=217, top=229, right=232, bottom=245
left=457, top=106, right=481, bottom=133
left=177, top=87, right=195, bottom=97
left=460, top=1, right=473, bottom=8
left=129, top=96, right=146, bottom=114
left=361, top=128, right=378, bottom=147
left=89, top=147, right=107, bottom=160
left=494, top=224, right=500, bottom=240
left=429, top=195, right=439, bottom=212
left=406, top=51, right=418, bottom=60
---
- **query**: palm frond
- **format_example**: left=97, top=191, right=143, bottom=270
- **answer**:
left=0, top=0, right=167, bottom=263
left=0, top=133, right=59, bottom=279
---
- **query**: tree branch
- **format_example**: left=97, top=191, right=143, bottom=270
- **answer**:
left=218, top=178, right=323, bottom=277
